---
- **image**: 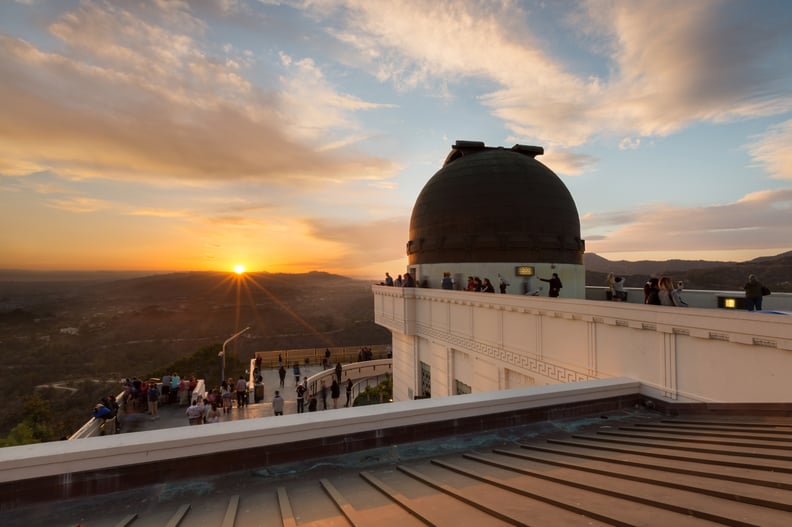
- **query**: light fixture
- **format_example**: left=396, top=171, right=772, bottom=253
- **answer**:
left=515, top=266, right=535, bottom=276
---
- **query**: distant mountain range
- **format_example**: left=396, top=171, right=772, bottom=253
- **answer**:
left=584, top=251, right=792, bottom=292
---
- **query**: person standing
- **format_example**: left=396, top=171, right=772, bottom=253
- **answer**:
left=296, top=382, right=306, bottom=413
left=644, top=277, right=660, bottom=305
left=606, top=272, right=616, bottom=300
left=170, top=373, right=180, bottom=405
left=278, top=364, right=286, bottom=388
left=320, top=381, right=328, bottom=410
left=402, top=272, right=416, bottom=287
left=147, top=381, right=160, bottom=420
left=160, top=373, right=171, bottom=404
left=441, top=272, right=453, bottom=290
left=331, top=380, right=341, bottom=409
left=272, top=390, right=284, bottom=416
left=335, top=361, right=343, bottom=384
left=178, top=377, right=190, bottom=406
left=613, top=276, right=627, bottom=301
left=395, top=274, right=403, bottom=287
left=743, top=274, right=766, bottom=311
left=498, top=275, right=509, bottom=294
left=323, top=348, right=331, bottom=369
left=540, top=273, right=563, bottom=297
left=345, top=378, right=353, bottom=407
left=293, top=362, right=301, bottom=385
left=221, top=383, right=233, bottom=414
left=481, top=278, right=495, bottom=293
left=384, top=272, right=394, bottom=286
left=235, top=375, right=247, bottom=408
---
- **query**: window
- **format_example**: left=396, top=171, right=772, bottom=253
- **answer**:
left=419, top=362, right=431, bottom=398
left=455, top=380, right=471, bottom=395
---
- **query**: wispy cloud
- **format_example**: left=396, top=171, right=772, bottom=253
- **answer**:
left=746, top=119, right=792, bottom=180
left=0, top=1, right=395, bottom=185
left=304, top=216, right=409, bottom=267
left=314, top=0, right=792, bottom=150
left=585, top=188, right=792, bottom=255
left=47, top=196, right=113, bottom=213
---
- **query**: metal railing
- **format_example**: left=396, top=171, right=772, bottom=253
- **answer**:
left=305, top=359, right=392, bottom=406
left=254, top=345, right=390, bottom=369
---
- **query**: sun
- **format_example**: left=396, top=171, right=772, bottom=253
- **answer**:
left=233, top=264, right=246, bottom=275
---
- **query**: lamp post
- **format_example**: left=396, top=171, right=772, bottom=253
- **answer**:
left=219, top=326, right=251, bottom=385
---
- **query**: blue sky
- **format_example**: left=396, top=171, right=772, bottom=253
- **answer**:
left=1, top=0, right=791, bottom=278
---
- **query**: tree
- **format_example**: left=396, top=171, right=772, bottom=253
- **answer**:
left=0, top=393, right=55, bottom=446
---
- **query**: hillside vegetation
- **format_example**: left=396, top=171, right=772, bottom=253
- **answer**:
left=0, top=271, right=390, bottom=443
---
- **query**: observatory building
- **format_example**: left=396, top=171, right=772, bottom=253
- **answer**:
left=406, top=140, right=585, bottom=297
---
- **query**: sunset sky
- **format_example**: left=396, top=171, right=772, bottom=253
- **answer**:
left=1, top=0, right=791, bottom=279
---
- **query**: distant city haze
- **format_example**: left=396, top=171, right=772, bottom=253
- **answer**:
left=1, top=2, right=791, bottom=278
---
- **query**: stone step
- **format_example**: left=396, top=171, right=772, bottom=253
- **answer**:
left=660, top=419, right=792, bottom=430
left=320, top=472, right=426, bottom=527
left=360, top=467, right=515, bottom=526
left=431, top=454, right=720, bottom=526
left=614, top=425, right=792, bottom=445
left=520, top=441, right=792, bottom=490
left=277, top=482, right=350, bottom=526
left=568, top=433, right=792, bottom=465
left=645, top=421, right=792, bottom=436
left=460, top=450, right=792, bottom=526
left=397, top=459, right=614, bottom=526
left=493, top=446, right=792, bottom=511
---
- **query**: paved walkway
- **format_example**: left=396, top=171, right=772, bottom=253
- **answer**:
left=122, top=364, right=334, bottom=433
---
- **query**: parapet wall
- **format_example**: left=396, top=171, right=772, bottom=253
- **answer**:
left=0, top=378, right=641, bottom=507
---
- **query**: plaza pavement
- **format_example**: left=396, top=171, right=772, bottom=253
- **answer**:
left=122, top=364, right=330, bottom=433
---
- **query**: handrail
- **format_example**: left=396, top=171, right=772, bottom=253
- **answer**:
left=254, top=345, right=390, bottom=369
left=305, top=359, right=392, bottom=406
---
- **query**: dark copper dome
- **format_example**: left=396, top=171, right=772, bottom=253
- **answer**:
left=407, top=141, right=584, bottom=265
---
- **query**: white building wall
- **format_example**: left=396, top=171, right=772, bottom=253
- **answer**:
left=374, top=286, right=792, bottom=403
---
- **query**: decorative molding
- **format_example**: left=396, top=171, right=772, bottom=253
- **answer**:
left=416, top=322, right=590, bottom=384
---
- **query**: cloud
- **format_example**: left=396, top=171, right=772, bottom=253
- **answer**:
left=46, top=196, right=114, bottom=213
left=746, top=119, right=792, bottom=180
left=276, top=53, right=397, bottom=150
left=540, top=148, right=598, bottom=176
left=128, top=208, right=189, bottom=218
left=303, top=216, right=409, bottom=267
left=313, top=1, right=792, bottom=150
left=0, top=1, right=396, bottom=185
left=584, top=188, right=792, bottom=254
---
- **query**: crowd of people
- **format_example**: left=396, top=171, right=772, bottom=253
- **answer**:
left=177, top=348, right=378, bottom=424
left=382, top=271, right=564, bottom=297
left=383, top=269, right=771, bottom=310
left=291, top=375, right=354, bottom=414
